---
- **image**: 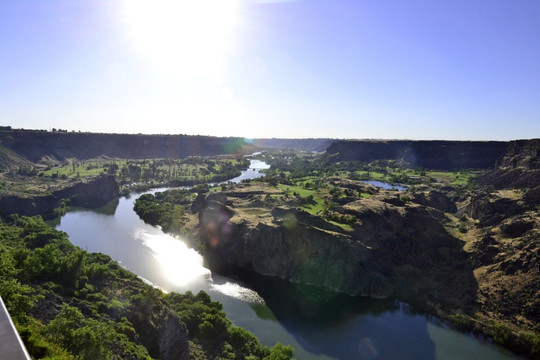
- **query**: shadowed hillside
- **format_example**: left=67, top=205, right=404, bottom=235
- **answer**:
left=325, top=140, right=509, bottom=170
left=0, top=131, right=254, bottom=164
left=252, top=138, right=332, bottom=152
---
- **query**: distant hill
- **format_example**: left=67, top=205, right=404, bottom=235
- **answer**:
left=0, top=131, right=256, bottom=167
left=0, top=131, right=335, bottom=169
left=325, top=140, right=509, bottom=170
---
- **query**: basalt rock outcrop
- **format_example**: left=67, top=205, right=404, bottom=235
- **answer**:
left=411, top=190, right=457, bottom=213
left=0, top=175, right=118, bottom=218
left=459, top=192, right=524, bottom=227
left=193, top=184, right=470, bottom=303
left=126, top=299, right=189, bottom=360
left=196, top=190, right=378, bottom=295
left=476, top=139, right=540, bottom=190
left=454, top=139, right=540, bottom=347
left=496, top=139, right=540, bottom=170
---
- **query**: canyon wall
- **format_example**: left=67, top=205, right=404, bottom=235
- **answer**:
left=325, top=140, right=509, bottom=170
left=0, top=175, right=119, bottom=218
left=0, top=131, right=253, bottom=163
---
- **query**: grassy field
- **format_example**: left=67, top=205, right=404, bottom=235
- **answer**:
left=277, top=183, right=326, bottom=216
left=350, top=168, right=477, bottom=187
left=38, top=158, right=246, bottom=183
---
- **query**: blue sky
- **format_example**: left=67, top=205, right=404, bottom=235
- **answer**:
left=1, top=0, right=539, bottom=140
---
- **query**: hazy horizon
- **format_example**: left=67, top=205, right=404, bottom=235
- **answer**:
left=1, top=0, right=539, bottom=140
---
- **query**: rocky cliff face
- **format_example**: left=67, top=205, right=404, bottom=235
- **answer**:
left=127, top=299, right=189, bottom=360
left=252, top=138, right=333, bottom=152
left=0, top=175, right=119, bottom=218
left=194, top=184, right=469, bottom=303
left=325, top=140, right=508, bottom=170
left=476, top=139, right=540, bottom=190
left=460, top=192, right=524, bottom=227
left=202, top=202, right=390, bottom=297
left=497, top=139, right=540, bottom=170
left=455, top=143, right=540, bottom=341
left=53, top=174, right=119, bottom=208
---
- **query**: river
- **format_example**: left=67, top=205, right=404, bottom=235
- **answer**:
left=55, top=160, right=522, bottom=360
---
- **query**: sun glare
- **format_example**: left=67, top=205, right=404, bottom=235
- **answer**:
left=123, top=0, right=240, bottom=79
left=140, top=231, right=210, bottom=287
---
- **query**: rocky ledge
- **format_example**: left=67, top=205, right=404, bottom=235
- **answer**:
left=0, top=174, right=119, bottom=218
left=191, top=183, right=471, bottom=307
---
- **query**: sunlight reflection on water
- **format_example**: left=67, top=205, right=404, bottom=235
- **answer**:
left=135, top=228, right=264, bottom=303
left=137, top=230, right=211, bottom=286
left=210, top=281, right=265, bottom=304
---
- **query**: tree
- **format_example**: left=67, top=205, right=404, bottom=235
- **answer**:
left=265, top=343, right=294, bottom=360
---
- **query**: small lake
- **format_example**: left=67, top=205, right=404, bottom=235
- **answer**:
left=362, top=180, right=406, bottom=191
left=55, top=160, right=522, bottom=360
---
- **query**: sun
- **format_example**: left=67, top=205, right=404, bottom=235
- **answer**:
left=123, top=0, right=241, bottom=80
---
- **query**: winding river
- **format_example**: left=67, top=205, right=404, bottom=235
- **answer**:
left=56, top=160, right=522, bottom=360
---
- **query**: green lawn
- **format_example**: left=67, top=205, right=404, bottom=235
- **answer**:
left=277, top=183, right=326, bottom=216
left=350, top=168, right=476, bottom=187
left=351, top=171, right=387, bottom=181
left=278, top=183, right=315, bottom=197
left=300, top=199, right=325, bottom=215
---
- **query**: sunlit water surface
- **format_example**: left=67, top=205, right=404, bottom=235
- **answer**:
left=362, top=180, right=407, bottom=191
left=56, top=160, right=522, bottom=360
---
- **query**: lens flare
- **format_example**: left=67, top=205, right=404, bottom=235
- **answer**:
left=358, top=337, right=378, bottom=359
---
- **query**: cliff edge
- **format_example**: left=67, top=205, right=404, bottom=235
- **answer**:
left=0, top=175, right=119, bottom=218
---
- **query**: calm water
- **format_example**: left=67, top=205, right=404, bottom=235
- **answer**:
left=55, top=160, right=521, bottom=360
left=362, top=180, right=407, bottom=191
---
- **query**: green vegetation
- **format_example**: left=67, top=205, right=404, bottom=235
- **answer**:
left=276, top=184, right=325, bottom=216
left=0, top=156, right=250, bottom=199
left=134, top=189, right=194, bottom=234
left=0, top=216, right=294, bottom=360
left=167, top=291, right=294, bottom=360
left=255, top=151, right=478, bottom=189
left=38, top=157, right=249, bottom=185
left=275, top=181, right=359, bottom=231
left=448, top=313, right=474, bottom=331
